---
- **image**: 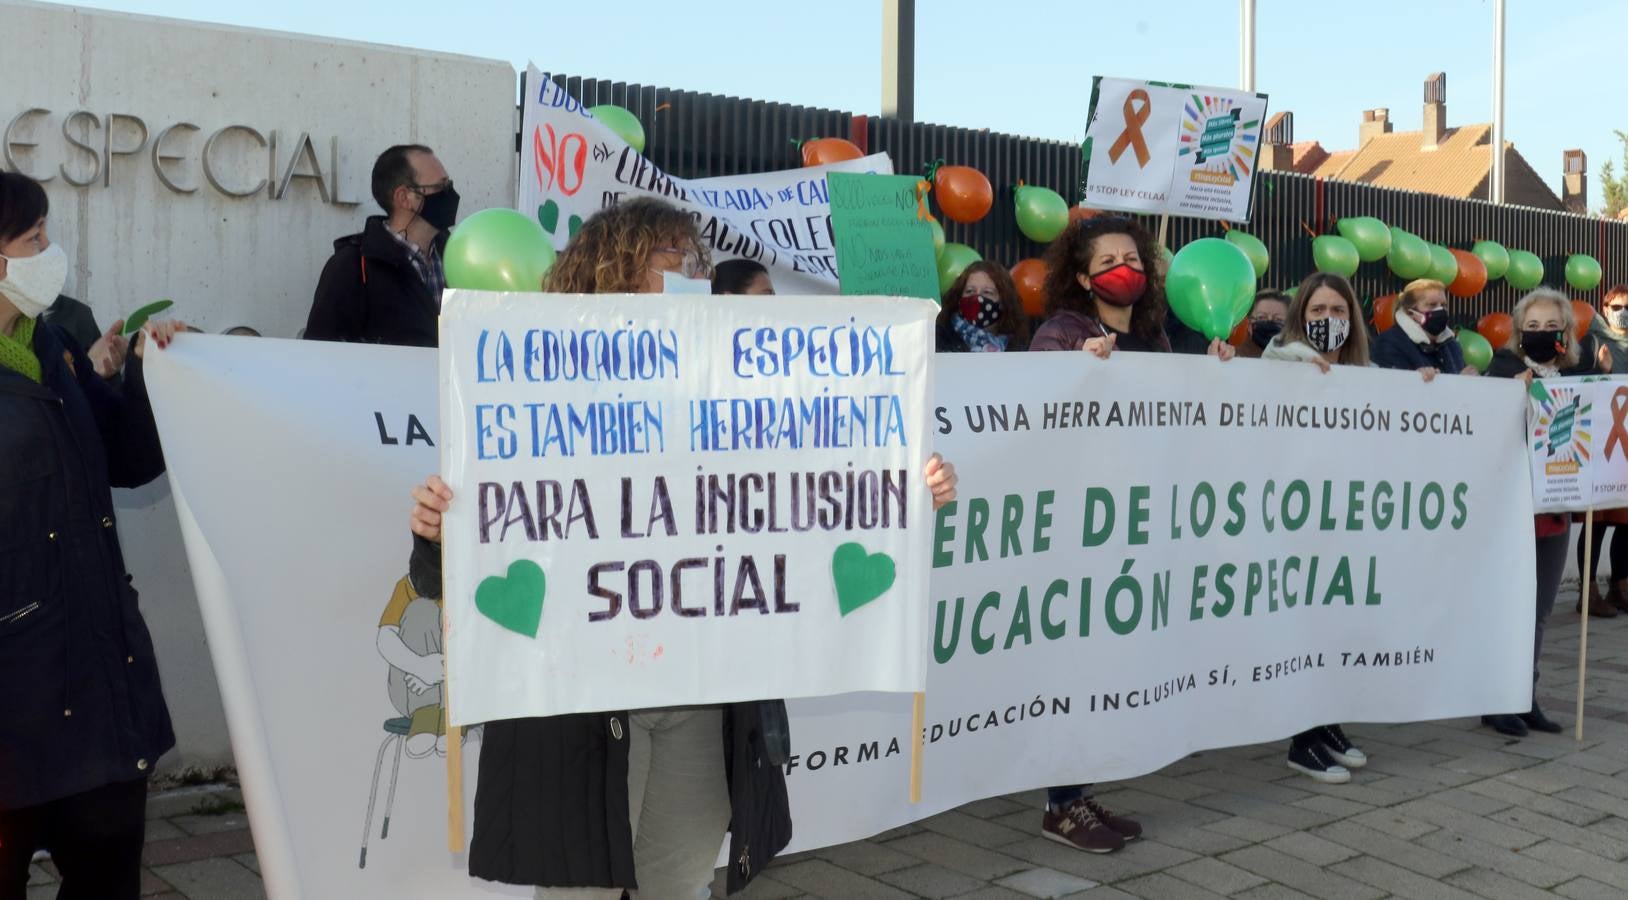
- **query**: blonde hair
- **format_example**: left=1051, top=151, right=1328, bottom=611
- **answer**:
left=1511, top=288, right=1579, bottom=367
left=1397, top=278, right=1447, bottom=312
left=543, top=197, right=709, bottom=294
left=1281, top=272, right=1371, bottom=366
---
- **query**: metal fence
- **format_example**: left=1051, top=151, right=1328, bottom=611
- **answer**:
left=547, top=72, right=1628, bottom=324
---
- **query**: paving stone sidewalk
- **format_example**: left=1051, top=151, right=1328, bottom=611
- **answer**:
left=25, top=588, right=1628, bottom=899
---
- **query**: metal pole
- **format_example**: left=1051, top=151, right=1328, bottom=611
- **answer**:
left=882, top=0, right=915, bottom=122
left=1239, top=0, right=1257, bottom=92
left=1491, top=0, right=1506, bottom=203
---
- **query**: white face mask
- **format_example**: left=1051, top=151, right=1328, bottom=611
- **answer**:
left=0, top=243, right=68, bottom=319
left=661, top=270, right=711, bottom=295
left=1609, top=309, right=1628, bottom=332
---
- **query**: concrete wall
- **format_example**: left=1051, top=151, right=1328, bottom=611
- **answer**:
left=2, top=0, right=517, bottom=772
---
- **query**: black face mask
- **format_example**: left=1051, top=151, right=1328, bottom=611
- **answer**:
left=1418, top=308, right=1450, bottom=337
left=1250, top=321, right=1283, bottom=349
left=1521, top=330, right=1563, bottom=363
left=416, top=185, right=460, bottom=232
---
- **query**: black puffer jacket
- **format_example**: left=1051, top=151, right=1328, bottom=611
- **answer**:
left=0, top=321, right=174, bottom=810
left=408, top=535, right=792, bottom=894
left=304, top=216, right=444, bottom=347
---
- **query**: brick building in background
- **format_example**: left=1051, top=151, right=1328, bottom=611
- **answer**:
left=1261, top=73, right=1586, bottom=214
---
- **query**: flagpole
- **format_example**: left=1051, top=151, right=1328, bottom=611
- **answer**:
left=1490, top=0, right=1507, bottom=203
left=1239, top=0, right=1257, bottom=93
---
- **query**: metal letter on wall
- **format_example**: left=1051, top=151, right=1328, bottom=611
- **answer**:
left=275, top=132, right=330, bottom=203
left=202, top=124, right=269, bottom=198
left=151, top=122, right=200, bottom=193
left=103, top=113, right=150, bottom=187
left=59, top=110, right=102, bottom=187
left=3, top=108, right=54, bottom=183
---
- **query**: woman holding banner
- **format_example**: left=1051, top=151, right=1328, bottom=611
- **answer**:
left=936, top=261, right=1031, bottom=353
left=1482, top=288, right=1577, bottom=736
left=1371, top=279, right=1468, bottom=376
left=1235, top=289, right=1290, bottom=360
left=0, top=171, right=189, bottom=900
left=407, top=197, right=960, bottom=898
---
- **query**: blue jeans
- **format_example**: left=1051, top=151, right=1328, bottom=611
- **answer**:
left=1047, top=784, right=1093, bottom=809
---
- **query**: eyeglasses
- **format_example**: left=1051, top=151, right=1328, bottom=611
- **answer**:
left=409, top=179, right=454, bottom=195
left=1606, top=304, right=1628, bottom=313
left=1249, top=314, right=1287, bottom=325
left=651, top=247, right=711, bottom=279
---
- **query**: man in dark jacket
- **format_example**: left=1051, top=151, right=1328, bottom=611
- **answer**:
left=304, top=145, right=459, bottom=347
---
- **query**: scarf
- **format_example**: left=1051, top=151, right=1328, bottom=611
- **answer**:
left=0, top=315, right=41, bottom=383
left=952, top=316, right=1008, bottom=353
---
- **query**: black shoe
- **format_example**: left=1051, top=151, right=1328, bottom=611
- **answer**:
left=1520, top=705, right=1564, bottom=734
left=1481, top=714, right=1528, bottom=737
left=1313, top=724, right=1367, bottom=769
left=1287, top=741, right=1351, bottom=783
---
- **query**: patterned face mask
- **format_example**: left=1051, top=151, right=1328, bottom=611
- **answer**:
left=959, top=292, right=1001, bottom=329
left=1305, top=316, right=1350, bottom=354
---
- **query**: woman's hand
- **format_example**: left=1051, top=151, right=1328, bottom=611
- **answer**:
left=1598, top=343, right=1613, bottom=373
left=925, top=453, right=958, bottom=511
left=1460, top=365, right=1479, bottom=376
left=1310, top=357, right=1332, bottom=374
left=410, top=475, right=454, bottom=542
left=1208, top=338, right=1236, bottom=361
left=133, top=319, right=188, bottom=358
left=1079, top=333, right=1116, bottom=360
left=87, top=320, right=129, bottom=379
left=1517, top=370, right=1535, bottom=387
left=1418, top=367, right=1439, bottom=383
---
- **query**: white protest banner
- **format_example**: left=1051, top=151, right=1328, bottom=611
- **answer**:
left=1528, top=376, right=1628, bottom=512
left=1082, top=76, right=1269, bottom=222
left=437, top=291, right=937, bottom=723
left=148, top=343, right=1535, bottom=897
left=520, top=65, right=891, bottom=294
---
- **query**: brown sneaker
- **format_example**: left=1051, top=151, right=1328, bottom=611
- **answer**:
left=1609, top=579, right=1628, bottom=614
left=1083, top=797, right=1143, bottom=841
left=1587, top=584, right=1619, bottom=618
left=1042, top=800, right=1125, bottom=853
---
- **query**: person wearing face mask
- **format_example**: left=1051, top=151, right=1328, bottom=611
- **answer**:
left=304, top=144, right=460, bottom=347
left=0, top=172, right=190, bottom=899
left=1572, top=285, right=1628, bottom=618
left=404, top=198, right=961, bottom=898
left=935, top=260, right=1032, bottom=353
left=1482, top=288, right=1579, bottom=737
left=1236, top=289, right=1289, bottom=360
left=1372, top=279, right=1470, bottom=375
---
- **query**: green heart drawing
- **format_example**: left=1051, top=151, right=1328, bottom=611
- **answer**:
left=537, top=200, right=560, bottom=234
left=567, top=214, right=583, bottom=240
left=475, top=560, right=546, bottom=637
left=831, top=543, right=896, bottom=616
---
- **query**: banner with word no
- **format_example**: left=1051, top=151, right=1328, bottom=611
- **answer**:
left=1081, top=76, right=1269, bottom=223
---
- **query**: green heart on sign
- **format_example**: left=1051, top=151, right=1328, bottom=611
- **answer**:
left=537, top=200, right=560, bottom=234
left=831, top=543, right=896, bottom=616
left=567, top=214, right=583, bottom=240
left=475, top=560, right=546, bottom=637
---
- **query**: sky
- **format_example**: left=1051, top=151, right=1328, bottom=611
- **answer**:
left=61, top=0, right=1626, bottom=211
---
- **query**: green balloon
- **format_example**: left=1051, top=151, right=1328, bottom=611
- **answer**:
left=1166, top=238, right=1256, bottom=340
left=1014, top=186, right=1069, bottom=243
left=1456, top=327, right=1493, bottom=373
left=1567, top=254, right=1603, bottom=292
left=1427, top=244, right=1458, bottom=285
left=1387, top=228, right=1432, bottom=280
left=588, top=104, right=645, bottom=153
left=1312, top=235, right=1360, bottom=278
left=1506, top=250, right=1545, bottom=291
left=1336, top=216, right=1391, bottom=262
left=1471, top=240, right=1510, bottom=281
left=929, top=218, right=946, bottom=258
left=1224, top=230, right=1270, bottom=278
left=445, top=208, right=557, bottom=293
left=937, top=242, right=982, bottom=296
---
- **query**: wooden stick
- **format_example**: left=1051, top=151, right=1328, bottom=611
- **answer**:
left=1576, top=507, right=1594, bottom=742
left=909, top=692, right=925, bottom=803
left=1156, top=215, right=1170, bottom=248
left=443, top=600, right=465, bottom=852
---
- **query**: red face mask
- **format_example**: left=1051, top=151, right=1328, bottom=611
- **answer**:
left=1090, top=263, right=1147, bottom=307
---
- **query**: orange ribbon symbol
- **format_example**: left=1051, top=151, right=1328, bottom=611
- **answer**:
left=1607, top=386, right=1628, bottom=460
left=1107, top=89, right=1153, bottom=168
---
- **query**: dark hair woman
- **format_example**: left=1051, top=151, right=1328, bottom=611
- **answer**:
left=936, top=260, right=1032, bottom=352
left=711, top=258, right=774, bottom=295
left=0, top=171, right=188, bottom=899
left=405, top=197, right=960, bottom=898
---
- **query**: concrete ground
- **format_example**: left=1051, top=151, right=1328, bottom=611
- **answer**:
left=25, top=588, right=1628, bottom=900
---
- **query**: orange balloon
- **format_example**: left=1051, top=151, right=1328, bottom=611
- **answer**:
left=1228, top=317, right=1251, bottom=348
left=1068, top=206, right=1106, bottom=223
left=1573, top=300, right=1595, bottom=340
left=1447, top=248, right=1487, bottom=297
left=1478, top=311, right=1514, bottom=350
left=934, top=165, right=993, bottom=224
left=1372, top=294, right=1397, bottom=332
left=1012, top=258, right=1049, bottom=317
left=801, top=138, right=864, bottom=167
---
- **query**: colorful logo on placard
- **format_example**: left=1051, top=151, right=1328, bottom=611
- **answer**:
left=1531, top=384, right=1592, bottom=475
left=1179, top=95, right=1258, bottom=187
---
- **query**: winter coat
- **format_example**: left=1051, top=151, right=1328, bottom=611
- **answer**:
left=1372, top=312, right=1466, bottom=374
left=407, top=535, right=792, bottom=894
left=1030, top=309, right=1172, bottom=353
left=0, top=321, right=174, bottom=809
left=304, top=216, right=444, bottom=347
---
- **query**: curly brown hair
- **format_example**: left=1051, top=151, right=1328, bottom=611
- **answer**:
left=937, top=260, right=1033, bottom=349
left=543, top=197, right=710, bottom=294
left=1041, top=217, right=1167, bottom=344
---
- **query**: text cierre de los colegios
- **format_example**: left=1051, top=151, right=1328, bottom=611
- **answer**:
left=470, top=321, right=911, bottom=459
left=928, top=478, right=1469, bottom=663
